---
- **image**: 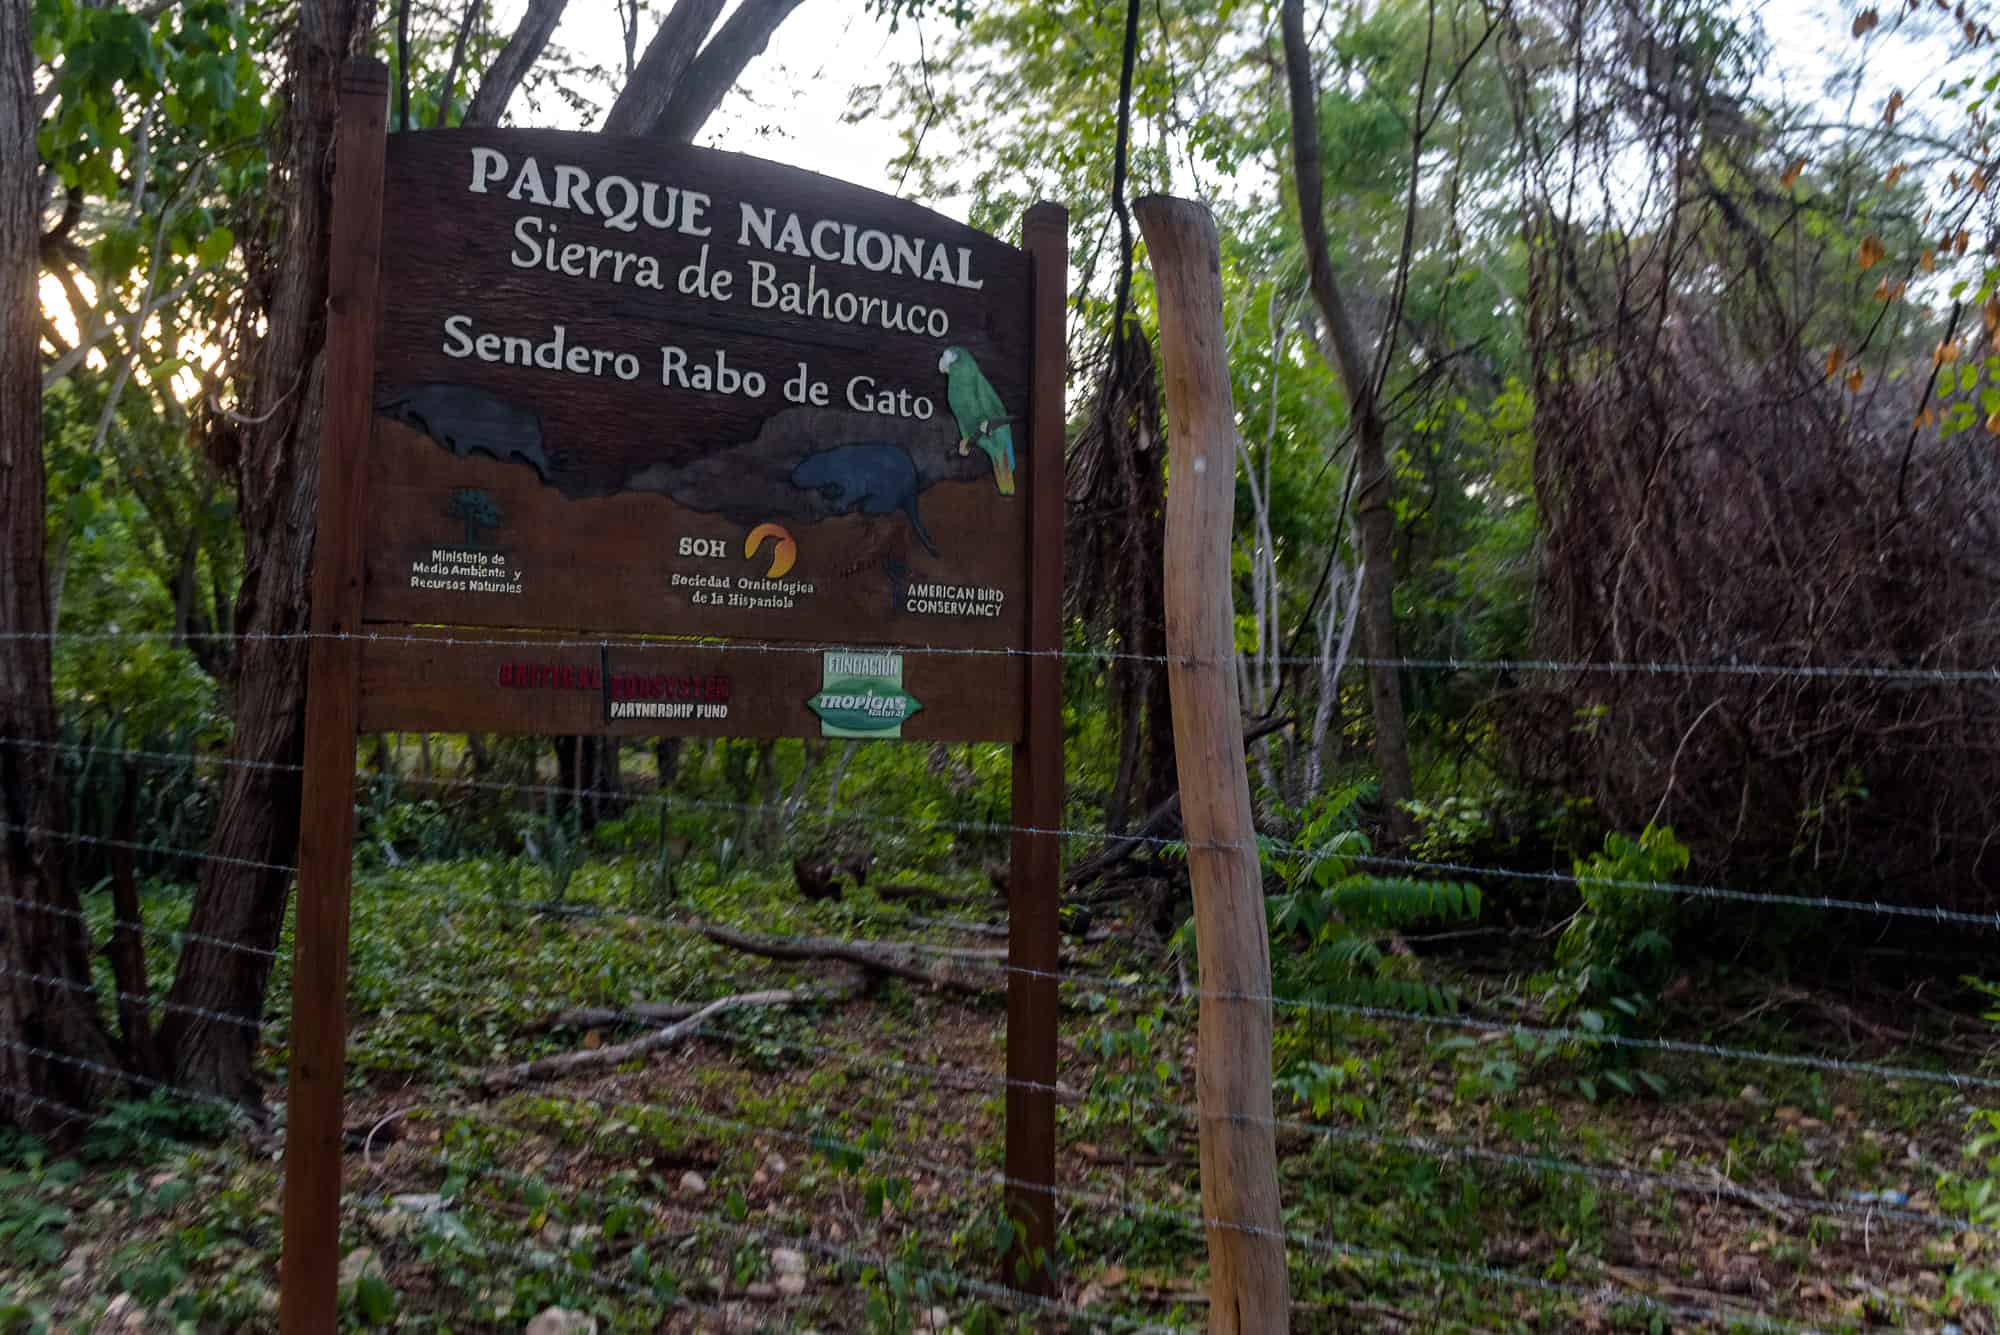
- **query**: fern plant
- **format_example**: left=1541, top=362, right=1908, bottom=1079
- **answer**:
left=1266, top=783, right=1482, bottom=1019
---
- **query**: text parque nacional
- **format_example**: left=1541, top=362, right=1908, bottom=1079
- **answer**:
left=465, top=149, right=986, bottom=314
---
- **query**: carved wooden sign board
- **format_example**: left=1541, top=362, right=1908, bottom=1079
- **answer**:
left=283, top=64, right=1065, bottom=1335
left=357, top=128, right=1038, bottom=741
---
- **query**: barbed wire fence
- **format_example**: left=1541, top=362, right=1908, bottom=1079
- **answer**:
left=3, top=630, right=1997, bottom=1330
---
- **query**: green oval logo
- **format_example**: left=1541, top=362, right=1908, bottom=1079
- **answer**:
left=808, top=676, right=922, bottom=737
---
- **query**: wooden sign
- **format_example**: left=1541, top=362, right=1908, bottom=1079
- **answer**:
left=280, top=62, right=1068, bottom=1335
left=355, top=128, right=1037, bottom=739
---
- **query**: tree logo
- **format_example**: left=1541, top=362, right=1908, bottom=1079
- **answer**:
left=444, top=488, right=504, bottom=547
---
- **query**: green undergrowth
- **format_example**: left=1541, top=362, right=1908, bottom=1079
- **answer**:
left=7, top=853, right=1992, bottom=1332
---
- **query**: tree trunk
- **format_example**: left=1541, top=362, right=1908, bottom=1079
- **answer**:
left=157, top=0, right=373, bottom=1104
left=653, top=736, right=682, bottom=788
left=1106, top=678, right=1145, bottom=835
left=596, top=735, right=623, bottom=819
left=0, top=0, right=119, bottom=1130
left=107, top=763, right=154, bottom=1070
left=1280, top=0, right=1415, bottom=837
left=462, top=0, right=570, bottom=128
left=600, top=0, right=727, bottom=136
left=650, top=0, right=807, bottom=142
left=157, top=0, right=817, bottom=1107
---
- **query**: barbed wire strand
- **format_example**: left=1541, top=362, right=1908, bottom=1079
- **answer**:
left=618, top=1018, right=1972, bottom=1245
left=0, top=1071, right=1811, bottom=1332
left=14, top=736, right=2000, bottom=932
left=438, top=1084, right=1807, bottom=1333
left=9, top=812, right=1998, bottom=1093
left=329, top=862, right=2000, bottom=1094
left=679, top=1023, right=1974, bottom=1238
left=0, top=964, right=265, bottom=1033
left=10, top=622, right=2000, bottom=684
left=0, top=1051, right=1851, bottom=1335
left=441, top=1159, right=1175, bottom=1332
left=6, top=935, right=1963, bottom=1252
left=0, top=1039, right=266, bottom=1119
left=0, top=888, right=283, bottom=961
left=0, top=997, right=1910, bottom=1334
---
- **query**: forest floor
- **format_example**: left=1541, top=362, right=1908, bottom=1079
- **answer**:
left=4, top=854, right=1996, bottom=1333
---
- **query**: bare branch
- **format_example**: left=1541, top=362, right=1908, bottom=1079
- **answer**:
left=40, top=271, right=206, bottom=389
left=652, top=0, right=809, bottom=143
left=461, top=0, right=569, bottom=128
left=432, top=0, right=480, bottom=129
left=600, top=0, right=726, bottom=137
left=1279, top=0, right=1377, bottom=410
left=395, top=0, right=411, bottom=131
left=37, top=183, right=80, bottom=253
left=1279, top=0, right=1416, bottom=829
left=480, top=974, right=863, bottom=1091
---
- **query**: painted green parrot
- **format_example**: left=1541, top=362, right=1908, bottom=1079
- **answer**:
left=937, top=346, right=1015, bottom=495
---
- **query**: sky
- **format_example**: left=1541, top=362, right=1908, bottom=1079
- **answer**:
left=535, top=2, right=954, bottom=214
left=528, top=0, right=1958, bottom=230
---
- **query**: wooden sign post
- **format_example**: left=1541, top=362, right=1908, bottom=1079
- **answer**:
left=280, top=60, right=1066, bottom=1331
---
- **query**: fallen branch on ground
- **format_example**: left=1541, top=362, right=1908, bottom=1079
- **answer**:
left=914, top=918, right=1116, bottom=946
left=871, top=882, right=971, bottom=908
left=524, top=1001, right=701, bottom=1034
left=479, top=971, right=865, bottom=1091
left=693, top=920, right=1014, bottom=994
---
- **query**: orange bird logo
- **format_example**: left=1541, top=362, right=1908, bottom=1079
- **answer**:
left=744, top=523, right=797, bottom=579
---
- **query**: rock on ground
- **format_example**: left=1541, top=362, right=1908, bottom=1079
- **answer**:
left=525, top=1307, right=598, bottom=1335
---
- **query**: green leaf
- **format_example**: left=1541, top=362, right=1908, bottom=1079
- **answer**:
left=354, top=1274, right=396, bottom=1325
left=195, top=225, right=234, bottom=266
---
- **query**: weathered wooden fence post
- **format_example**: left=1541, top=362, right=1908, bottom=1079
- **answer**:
left=1137, top=194, right=1290, bottom=1334
left=280, top=58, right=388, bottom=1335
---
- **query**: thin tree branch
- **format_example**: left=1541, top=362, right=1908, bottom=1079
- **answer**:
left=396, top=0, right=411, bottom=131
left=1899, top=299, right=1963, bottom=513
left=37, top=183, right=80, bottom=253
left=480, top=975, right=863, bottom=1091
left=1108, top=0, right=1142, bottom=345
left=652, top=0, right=808, bottom=143
left=41, top=271, right=207, bottom=389
left=1280, top=0, right=1376, bottom=416
left=600, top=0, right=727, bottom=137
left=432, top=0, right=480, bottom=129
left=1367, top=0, right=1435, bottom=400
left=462, top=0, right=570, bottom=128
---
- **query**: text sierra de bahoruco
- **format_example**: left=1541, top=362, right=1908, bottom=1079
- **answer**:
left=467, top=148, right=986, bottom=291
